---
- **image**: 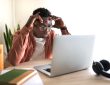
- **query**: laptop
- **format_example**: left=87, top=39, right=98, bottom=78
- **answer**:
left=34, top=35, right=95, bottom=77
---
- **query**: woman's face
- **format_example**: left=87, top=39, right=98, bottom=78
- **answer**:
left=33, top=17, right=53, bottom=38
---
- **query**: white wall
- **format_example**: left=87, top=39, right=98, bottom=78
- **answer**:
left=0, top=0, right=13, bottom=55
left=14, top=0, right=47, bottom=27
left=0, top=0, right=13, bottom=43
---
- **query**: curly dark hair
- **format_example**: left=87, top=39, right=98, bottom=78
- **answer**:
left=33, top=8, right=51, bottom=17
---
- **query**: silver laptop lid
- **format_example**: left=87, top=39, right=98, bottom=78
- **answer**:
left=51, top=35, right=95, bottom=76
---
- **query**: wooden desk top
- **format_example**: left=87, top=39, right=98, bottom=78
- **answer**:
left=6, top=60, right=110, bottom=85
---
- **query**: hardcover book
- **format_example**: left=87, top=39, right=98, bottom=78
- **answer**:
left=0, top=69, right=37, bottom=85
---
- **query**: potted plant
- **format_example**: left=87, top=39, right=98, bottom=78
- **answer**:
left=3, top=24, right=20, bottom=53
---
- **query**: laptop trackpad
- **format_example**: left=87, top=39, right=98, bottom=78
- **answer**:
left=34, top=64, right=51, bottom=76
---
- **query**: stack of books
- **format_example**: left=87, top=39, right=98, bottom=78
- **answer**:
left=0, top=69, right=37, bottom=85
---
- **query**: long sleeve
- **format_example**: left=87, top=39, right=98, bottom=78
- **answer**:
left=7, top=26, right=30, bottom=66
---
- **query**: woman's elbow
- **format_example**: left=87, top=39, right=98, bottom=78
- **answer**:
left=7, top=56, right=20, bottom=66
left=9, top=59, right=20, bottom=66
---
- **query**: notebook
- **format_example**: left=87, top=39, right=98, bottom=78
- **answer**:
left=0, top=69, right=37, bottom=85
left=34, top=35, right=95, bottom=77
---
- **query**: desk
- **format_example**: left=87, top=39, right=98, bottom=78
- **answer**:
left=6, top=60, right=110, bottom=85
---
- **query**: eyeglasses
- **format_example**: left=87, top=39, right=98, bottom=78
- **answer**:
left=40, top=24, right=51, bottom=31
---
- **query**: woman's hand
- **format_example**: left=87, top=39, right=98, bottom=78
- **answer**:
left=25, top=13, right=43, bottom=31
left=52, top=15, right=65, bottom=29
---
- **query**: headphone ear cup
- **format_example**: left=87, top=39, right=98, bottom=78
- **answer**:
left=92, top=61, right=104, bottom=75
left=100, top=60, right=110, bottom=71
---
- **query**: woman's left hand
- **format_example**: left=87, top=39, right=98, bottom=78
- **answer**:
left=52, top=15, right=65, bottom=29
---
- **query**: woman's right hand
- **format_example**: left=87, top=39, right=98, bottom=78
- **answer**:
left=25, top=13, right=43, bottom=31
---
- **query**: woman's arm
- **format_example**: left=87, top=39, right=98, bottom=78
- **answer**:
left=7, top=14, right=40, bottom=66
left=7, top=27, right=30, bottom=66
left=52, top=15, right=70, bottom=35
left=60, top=26, right=70, bottom=35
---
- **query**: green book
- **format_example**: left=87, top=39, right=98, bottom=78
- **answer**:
left=0, top=69, right=36, bottom=85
